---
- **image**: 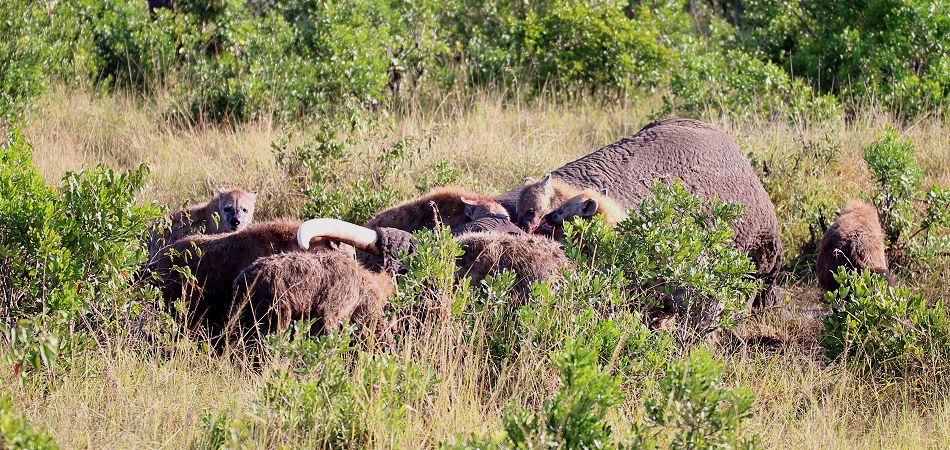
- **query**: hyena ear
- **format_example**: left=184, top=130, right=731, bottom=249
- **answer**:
left=523, top=177, right=536, bottom=186
left=580, top=198, right=599, bottom=217
left=461, top=197, right=478, bottom=218
left=538, top=174, right=552, bottom=192
left=216, top=185, right=227, bottom=195
left=249, top=190, right=258, bottom=198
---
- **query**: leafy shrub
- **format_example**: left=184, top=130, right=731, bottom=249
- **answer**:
left=0, top=130, right=159, bottom=379
left=820, top=269, right=950, bottom=383
left=664, top=47, right=841, bottom=122
left=514, top=244, right=674, bottom=381
left=393, top=225, right=468, bottom=318
left=863, top=129, right=950, bottom=265
left=455, top=342, right=623, bottom=449
left=864, top=129, right=924, bottom=244
left=564, top=182, right=762, bottom=337
left=0, top=395, right=57, bottom=450
left=518, top=298, right=674, bottom=385
left=190, top=411, right=252, bottom=450
left=720, top=0, right=950, bottom=118
left=274, top=127, right=457, bottom=224
left=256, top=328, right=435, bottom=446
left=258, top=329, right=363, bottom=446
left=447, top=0, right=672, bottom=97
left=631, top=348, right=757, bottom=449
left=0, top=2, right=51, bottom=121
left=68, top=1, right=179, bottom=89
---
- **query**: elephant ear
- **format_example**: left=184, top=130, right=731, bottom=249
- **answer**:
left=580, top=198, right=599, bottom=218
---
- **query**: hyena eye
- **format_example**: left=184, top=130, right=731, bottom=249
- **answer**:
left=242, top=208, right=248, bottom=213
left=224, top=206, right=234, bottom=213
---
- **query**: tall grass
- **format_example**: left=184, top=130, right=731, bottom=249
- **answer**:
left=4, top=86, right=949, bottom=448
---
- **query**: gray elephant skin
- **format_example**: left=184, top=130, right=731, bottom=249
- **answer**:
left=495, top=117, right=782, bottom=304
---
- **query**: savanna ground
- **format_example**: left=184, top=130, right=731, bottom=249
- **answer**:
left=2, top=0, right=950, bottom=447
left=3, top=85, right=948, bottom=448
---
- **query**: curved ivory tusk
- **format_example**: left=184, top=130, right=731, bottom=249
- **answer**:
left=297, top=218, right=380, bottom=255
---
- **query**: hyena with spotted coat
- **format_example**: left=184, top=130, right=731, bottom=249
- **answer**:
left=147, top=187, right=257, bottom=259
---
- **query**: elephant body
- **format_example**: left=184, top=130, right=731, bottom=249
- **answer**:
left=496, top=118, right=782, bottom=302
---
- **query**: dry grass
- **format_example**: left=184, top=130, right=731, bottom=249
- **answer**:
left=6, top=86, right=950, bottom=449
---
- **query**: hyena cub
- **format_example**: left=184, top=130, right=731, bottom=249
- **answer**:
left=364, top=187, right=510, bottom=232
left=816, top=200, right=892, bottom=292
left=516, top=174, right=583, bottom=232
left=147, top=187, right=257, bottom=258
left=540, top=189, right=628, bottom=239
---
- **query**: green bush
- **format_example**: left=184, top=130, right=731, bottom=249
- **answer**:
left=275, top=127, right=458, bottom=224
left=256, top=328, right=435, bottom=446
left=664, top=47, right=841, bottom=122
left=0, top=395, right=57, bottom=450
left=864, top=129, right=924, bottom=244
left=820, top=269, right=950, bottom=383
left=0, top=130, right=159, bottom=380
left=454, top=342, right=622, bottom=449
left=720, top=0, right=950, bottom=118
left=749, top=135, right=842, bottom=266
left=258, top=329, right=364, bottom=446
left=0, top=2, right=51, bottom=121
left=190, top=411, right=252, bottom=450
left=863, top=129, right=950, bottom=265
left=393, top=225, right=468, bottom=318
left=564, top=182, right=762, bottom=337
left=447, top=0, right=672, bottom=97
left=631, top=348, right=757, bottom=449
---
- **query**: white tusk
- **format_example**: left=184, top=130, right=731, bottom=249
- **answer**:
left=297, top=218, right=380, bottom=255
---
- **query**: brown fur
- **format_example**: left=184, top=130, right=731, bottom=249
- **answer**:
left=365, top=187, right=510, bottom=232
left=231, top=252, right=393, bottom=339
left=455, top=232, right=569, bottom=301
left=147, top=187, right=257, bottom=260
left=516, top=175, right=584, bottom=232
left=816, top=200, right=892, bottom=291
left=540, top=189, right=629, bottom=239
left=147, top=220, right=344, bottom=334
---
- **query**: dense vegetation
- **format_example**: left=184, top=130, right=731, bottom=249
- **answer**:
left=3, top=0, right=947, bottom=125
left=0, top=0, right=948, bottom=448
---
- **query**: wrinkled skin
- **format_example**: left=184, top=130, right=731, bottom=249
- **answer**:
left=495, top=118, right=783, bottom=305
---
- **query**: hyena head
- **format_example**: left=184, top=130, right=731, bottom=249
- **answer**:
left=516, top=174, right=554, bottom=232
left=215, top=187, right=257, bottom=232
left=461, top=197, right=511, bottom=221
left=543, top=192, right=600, bottom=227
